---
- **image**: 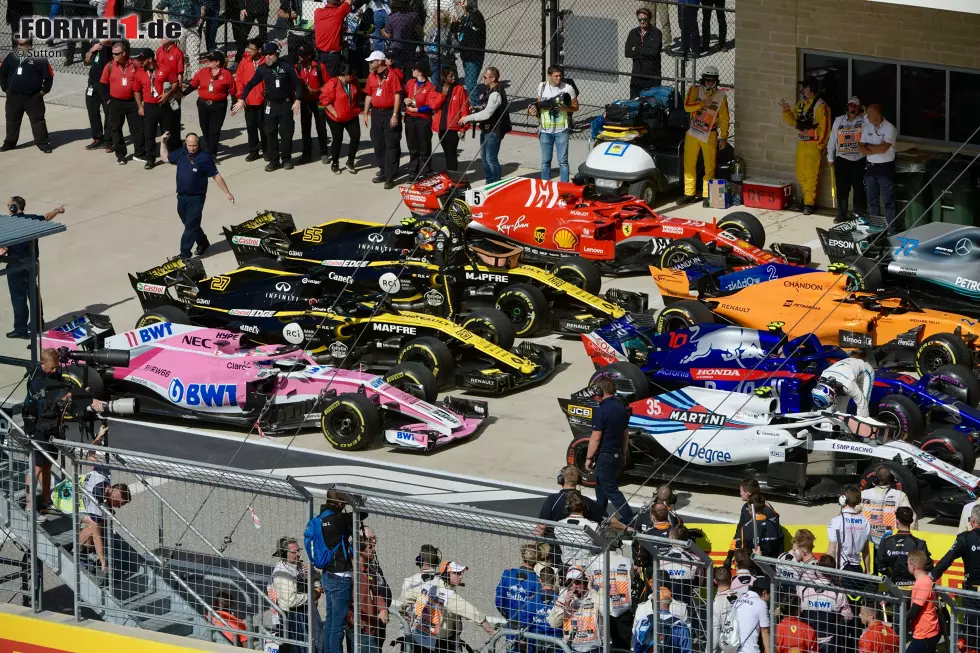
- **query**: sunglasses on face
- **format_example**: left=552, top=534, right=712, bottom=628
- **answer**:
left=637, top=17, right=649, bottom=21
left=112, top=51, right=124, bottom=56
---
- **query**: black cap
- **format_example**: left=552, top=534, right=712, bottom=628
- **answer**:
left=751, top=577, right=770, bottom=594
left=262, top=42, right=279, bottom=55
left=799, top=77, right=819, bottom=91
left=134, top=48, right=154, bottom=60
left=203, top=49, right=224, bottom=62
left=413, top=59, right=431, bottom=78
left=383, top=49, right=397, bottom=63
left=296, top=43, right=313, bottom=57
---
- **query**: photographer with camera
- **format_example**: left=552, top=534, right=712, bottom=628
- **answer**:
left=23, top=349, right=105, bottom=514
left=528, top=65, right=578, bottom=183
left=458, top=67, right=508, bottom=183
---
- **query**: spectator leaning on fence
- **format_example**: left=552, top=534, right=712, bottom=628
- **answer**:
left=354, top=526, right=388, bottom=653
left=496, top=543, right=542, bottom=628
left=529, top=65, right=579, bottom=184
left=402, top=560, right=496, bottom=653
left=799, top=555, right=853, bottom=653
left=272, top=536, right=310, bottom=653
left=857, top=601, right=898, bottom=653
left=588, top=544, right=633, bottom=649
left=211, top=589, right=249, bottom=647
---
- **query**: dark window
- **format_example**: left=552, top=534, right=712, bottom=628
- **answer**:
left=901, top=65, right=946, bottom=140
left=802, top=53, right=848, bottom=118
left=950, top=71, right=980, bottom=145
left=852, top=59, right=897, bottom=124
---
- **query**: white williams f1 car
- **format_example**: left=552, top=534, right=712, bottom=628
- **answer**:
left=561, top=386, right=979, bottom=518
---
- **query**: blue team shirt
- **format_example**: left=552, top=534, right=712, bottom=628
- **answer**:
left=592, top=396, right=629, bottom=454
left=168, top=147, right=219, bottom=195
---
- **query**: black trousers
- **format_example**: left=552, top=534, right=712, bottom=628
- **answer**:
left=438, top=129, right=459, bottom=171
left=327, top=115, right=359, bottom=165
left=317, top=50, right=343, bottom=76
left=265, top=99, right=295, bottom=163
left=85, top=84, right=110, bottom=141
left=244, top=104, right=268, bottom=156
left=370, top=108, right=401, bottom=182
left=108, top=97, right=145, bottom=161
left=405, top=115, right=432, bottom=175
left=701, top=0, right=726, bottom=50
left=834, top=156, right=867, bottom=220
left=197, top=98, right=228, bottom=156
left=233, top=11, right=268, bottom=62
left=678, top=4, right=700, bottom=56
left=143, top=102, right=180, bottom=159
left=4, top=92, right=49, bottom=148
left=300, top=99, right=328, bottom=157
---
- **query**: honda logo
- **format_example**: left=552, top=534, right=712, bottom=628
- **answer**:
left=275, top=281, right=292, bottom=292
left=368, top=232, right=385, bottom=243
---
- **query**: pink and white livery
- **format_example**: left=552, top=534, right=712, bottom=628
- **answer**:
left=41, top=315, right=488, bottom=451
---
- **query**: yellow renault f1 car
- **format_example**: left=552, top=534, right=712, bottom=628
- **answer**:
left=649, top=265, right=980, bottom=375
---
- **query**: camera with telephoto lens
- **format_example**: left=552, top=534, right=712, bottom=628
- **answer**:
left=59, top=347, right=139, bottom=416
left=537, top=92, right=572, bottom=119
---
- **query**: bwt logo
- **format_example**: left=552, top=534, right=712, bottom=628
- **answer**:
left=168, top=378, right=238, bottom=407
left=19, top=16, right=183, bottom=41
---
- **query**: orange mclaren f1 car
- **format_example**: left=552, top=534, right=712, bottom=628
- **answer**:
left=648, top=266, right=980, bottom=375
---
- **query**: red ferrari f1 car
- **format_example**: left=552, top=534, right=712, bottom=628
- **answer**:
left=400, top=173, right=810, bottom=274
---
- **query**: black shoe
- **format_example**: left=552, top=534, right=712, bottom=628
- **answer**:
left=6, top=330, right=29, bottom=339
left=331, top=163, right=341, bottom=174
left=263, top=155, right=271, bottom=162
left=384, top=180, right=396, bottom=190
left=0, top=143, right=15, bottom=152
left=144, top=158, right=156, bottom=170
left=678, top=195, right=698, bottom=205
left=85, top=140, right=103, bottom=150
left=346, top=161, right=357, bottom=174
left=803, top=205, right=815, bottom=215
left=296, top=155, right=311, bottom=165
left=39, top=145, right=52, bottom=154
left=116, top=159, right=127, bottom=165
left=283, top=160, right=295, bottom=170
left=321, top=155, right=330, bottom=165
left=265, top=161, right=281, bottom=172
left=834, top=215, right=851, bottom=224
left=372, top=172, right=385, bottom=183
left=193, top=241, right=210, bottom=257
left=245, top=152, right=261, bottom=162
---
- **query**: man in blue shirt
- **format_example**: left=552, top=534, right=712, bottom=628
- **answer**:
left=1, top=197, right=64, bottom=338
left=515, top=566, right=563, bottom=653
left=160, top=131, right=234, bottom=259
left=585, top=375, right=635, bottom=525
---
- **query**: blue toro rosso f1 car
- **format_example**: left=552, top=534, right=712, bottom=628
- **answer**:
left=580, top=318, right=980, bottom=466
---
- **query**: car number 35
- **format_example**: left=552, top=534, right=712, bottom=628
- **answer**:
left=644, top=398, right=661, bottom=415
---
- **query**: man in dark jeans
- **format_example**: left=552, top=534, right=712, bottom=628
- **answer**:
left=700, top=0, right=726, bottom=52
left=232, top=0, right=269, bottom=63
left=859, top=104, right=898, bottom=232
left=316, top=490, right=368, bottom=653
left=584, top=376, right=635, bottom=526
left=2, top=197, right=65, bottom=339
left=676, top=0, right=699, bottom=58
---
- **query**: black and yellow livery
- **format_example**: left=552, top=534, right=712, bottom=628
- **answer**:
left=128, top=258, right=560, bottom=395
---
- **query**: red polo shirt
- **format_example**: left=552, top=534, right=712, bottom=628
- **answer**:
left=190, top=68, right=237, bottom=102
left=135, top=66, right=178, bottom=105
left=404, top=78, right=438, bottom=119
left=314, top=2, right=351, bottom=52
left=296, top=61, right=331, bottom=100
left=155, top=44, right=185, bottom=79
left=365, top=67, right=403, bottom=110
left=234, top=55, right=266, bottom=105
left=100, top=59, right=140, bottom=100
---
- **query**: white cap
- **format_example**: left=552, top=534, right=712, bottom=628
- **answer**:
left=365, top=51, right=386, bottom=62
left=848, top=96, right=861, bottom=106
left=441, top=561, right=469, bottom=573
left=566, top=566, right=586, bottom=582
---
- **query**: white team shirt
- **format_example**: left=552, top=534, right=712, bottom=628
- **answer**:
left=558, top=515, right=600, bottom=567
left=827, top=507, right=871, bottom=568
left=860, top=118, right=897, bottom=164
left=732, top=590, right=770, bottom=653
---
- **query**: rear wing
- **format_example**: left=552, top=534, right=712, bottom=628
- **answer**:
left=222, top=211, right=297, bottom=262
left=400, top=171, right=471, bottom=216
left=128, top=257, right=205, bottom=308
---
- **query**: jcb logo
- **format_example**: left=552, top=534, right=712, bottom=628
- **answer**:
left=567, top=405, right=592, bottom=418
left=302, top=227, right=323, bottom=244
left=210, top=275, right=231, bottom=291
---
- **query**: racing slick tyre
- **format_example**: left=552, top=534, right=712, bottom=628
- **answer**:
left=566, top=437, right=597, bottom=488
left=655, top=300, right=715, bottom=334
left=591, top=361, right=651, bottom=401
left=875, top=394, right=925, bottom=443
left=627, top=179, right=657, bottom=207
left=320, top=392, right=382, bottom=451
left=398, top=336, right=456, bottom=387
left=462, top=308, right=516, bottom=351
left=62, top=364, right=106, bottom=400
left=384, top=362, right=439, bottom=403
left=717, top=211, right=766, bottom=248
left=861, top=460, right=919, bottom=509
left=838, top=255, right=883, bottom=292
left=916, top=333, right=974, bottom=377
left=932, top=364, right=980, bottom=407
left=658, top=238, right=709, bottom=270
left=135, top=305, right=191, bottom=328
left=920, top=427, right=976, bottom=473
left=554, top=257, right=602, bottom=295
left=496, top=283, right=550, bottom=337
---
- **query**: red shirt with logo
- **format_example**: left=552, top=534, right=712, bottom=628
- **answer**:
left=365, top=67, right=403, bottom=110
left=155, top=44, right=185, bottom=79
left=100, top=59, right=140, bottom=100
left=135, top=66, right=179, bottom=105
left=190, top=68, right=237, bottom=102
left=314, top=2, right=352, bottom=52
left=431, top=83, right=470, bottom=133
left=296, top=61, right=331, bottom=100
left=404, top=78, right=440, bottom=120
left=319, top=77, right=362, bottom=122
left=234, top=55, right=266, bottom=105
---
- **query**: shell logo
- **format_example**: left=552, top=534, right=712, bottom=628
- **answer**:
left=553, top=227, right=578, bottom=250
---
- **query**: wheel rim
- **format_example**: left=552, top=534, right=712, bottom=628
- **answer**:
left=641, top=187, right=655, bottom=205
left=556, top=268, right=587, bottom=290
left=920, top=347, right=952, bottom=374
left=660, top=314, right=693, bottom=334
left=401, top=349, right=437, bottom=374
left=663, top=249, right=695, bottom=269
left=921, top=441, right=964, bottom=468
left=876, top=409, right=910, bottom=441
left=721, top=227, right=747, bottom=243
left=499, top=299, right=532, bottom=330
left=842, top=271, right=863, bottom=291
left=329, top=411, right=358, bottom=439
left=572, top=444, right=595, bottom=484
left=391, top=378, right=426, bottom=400
left=136, top=315, right=164, bottom=328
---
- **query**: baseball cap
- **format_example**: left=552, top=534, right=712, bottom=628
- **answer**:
left=751, top=577, right=771, bottom=594
left=262, top=42, right=280, bottom=55
left=566, top=566, right=587, bottom=582
left=439, top=561, right=468, bottom=574
left=365, top=50, right=386, bottom=62
left=799, top=77, right=819, bottom=90
left=297, top=43, right=313, bottom=57
left=134, top=48, right=154, bottom=59
left=847, top=95, right=861, bottom=106
left=203, top=50, right=224, bottom=61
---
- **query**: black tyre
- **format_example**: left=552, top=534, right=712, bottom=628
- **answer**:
left=384, top=362, right=439, bottom=403
left=656, top=300, right=715, bottom=334
left=62, top=364, right=106, bottom=400
left=320, top=392, right=382, bottom=451
left=398, top=336, right=456, bottom=386
left=554, top=257, right=602, bottom=295
left=860, top=460, right=919, bottom=508
left=931, top=364, right=980, bottom=407
left=136, top=305, right=190, bottom=328
left=875, top=394, right=925, bottom=442
left=838, top=255, right=883, bottom=292
left=627, top=179, right=656, bottom=206
left=718, top=211, right=766, bottom=248
left=496, top=283, right=551, bottom=336
left=658, top=238, right=709, bottom=270
left=462, top=308, right=516, bottom=351
left=921, top=426, right=977, bottom=472
left=917, top=333, right=974, bottom=376
left=591, top=361, right=651, bottom=400
left=566, top=437, right=596, bottom=488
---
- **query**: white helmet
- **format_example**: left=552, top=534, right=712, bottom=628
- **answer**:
left=702, top=65, right=720, bottom=78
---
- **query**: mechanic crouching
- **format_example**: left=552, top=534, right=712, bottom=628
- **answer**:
left=414, top=199, right=472, bottom=320
left=23, top=348, right=105, bottom=514
left=811, top=355, right=875, bottom=419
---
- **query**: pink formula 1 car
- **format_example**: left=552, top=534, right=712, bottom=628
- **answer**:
left=41, top=315, right=488, bottom=452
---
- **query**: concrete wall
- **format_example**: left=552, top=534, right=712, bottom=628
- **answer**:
left=734, top=0, right=980, bottom=206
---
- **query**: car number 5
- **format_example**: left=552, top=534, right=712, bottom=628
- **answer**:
left=468, top=189, right=485, bottom=206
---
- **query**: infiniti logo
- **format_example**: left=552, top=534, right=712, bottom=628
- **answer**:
left=956, top=238, right=972, bottom=256
left=275, top=281, right=292, bottom=292
left=368, top=232, right=385, bottom=243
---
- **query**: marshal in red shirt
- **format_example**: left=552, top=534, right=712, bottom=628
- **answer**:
left=365, top=67, right=403, bottom=110
left=314, top=2, right=352, bottom=52
left=189, top=68, right=237, bottom=102
left=296, top=61, right=331, bottom=100
left=100, top=59, right=140, bottom=100
left=155, top=43, right=185, bottom=79
left=135, top=66, right=179, bottom=105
